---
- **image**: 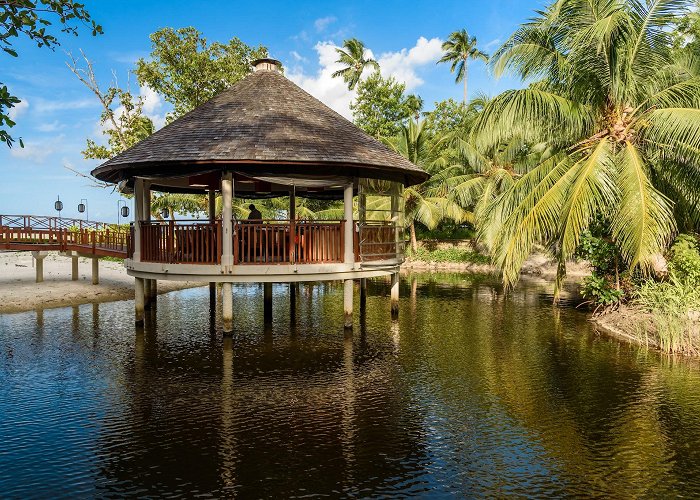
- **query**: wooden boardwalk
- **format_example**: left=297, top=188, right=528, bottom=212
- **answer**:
left=0, top=215, right=130, bottom=258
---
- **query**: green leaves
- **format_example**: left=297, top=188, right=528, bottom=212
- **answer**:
left=135, top=27, right=268, bottom=120
left=1, top=0, right=102, bottom=147
left=331, top=38, right=379, bottom=90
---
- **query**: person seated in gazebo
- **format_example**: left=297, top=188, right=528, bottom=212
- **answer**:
left=247, top=204, right=262, bottom=222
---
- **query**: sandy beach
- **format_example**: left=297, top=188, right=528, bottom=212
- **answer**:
left=0, top=251, right=204, bottom=314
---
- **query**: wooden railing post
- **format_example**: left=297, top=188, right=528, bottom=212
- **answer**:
left=168, top=219, right=175, bottom=263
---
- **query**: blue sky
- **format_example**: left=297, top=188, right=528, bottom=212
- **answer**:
left=0, top=0, right=543, bottom=222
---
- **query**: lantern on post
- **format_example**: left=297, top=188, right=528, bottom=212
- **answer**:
left=54, top=195, right=63, bottom=218
left=161, top=208, right=170, bottom=219
left=77, top=198, right=88, bottom=221
left=117, top=200, right=129, bottom=226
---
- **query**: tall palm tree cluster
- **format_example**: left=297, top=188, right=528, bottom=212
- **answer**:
left=333, top=0, right=700, bottom=297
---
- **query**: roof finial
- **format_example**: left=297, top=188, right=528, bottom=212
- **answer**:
left=252, top=58, right=282, bottom=73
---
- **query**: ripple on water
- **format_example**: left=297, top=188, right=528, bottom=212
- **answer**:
left=1, top=276, right=700, bottom=497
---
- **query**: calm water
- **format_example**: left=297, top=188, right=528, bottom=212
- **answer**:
left=2, top=274, right=700, bottom=498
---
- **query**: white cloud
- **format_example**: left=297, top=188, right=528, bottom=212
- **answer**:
left=290, top=50, right=306, bottom=63
left=34, top=98, right=97, bottom=113
left=377, top=37, right=444, bottom=90
left=8, top=99, right=29, bottom=121
left=287, top=41, right=355, bottom=119
left=314, top=16, right=337, bottom=32
left=288, top=36, right=444, bottom=118
left=10, top=134, right=66, bottom=163
left=36, top=120, right=65, bottom=132
left=140, top=85, right=166, bottom=130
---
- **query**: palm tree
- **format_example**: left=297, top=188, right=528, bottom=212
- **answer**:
left=332, top=38, right=380, bottom=90
left=445, top=135, right=551, bottom=249
left=386, top=120, right=468, bottom=251
left=438, top=29, right=489, bottom=103
left=474, top=0, right=700, bottom=296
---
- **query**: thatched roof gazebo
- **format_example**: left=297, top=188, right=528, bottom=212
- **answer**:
left=93, top=58, right=428, bottom=331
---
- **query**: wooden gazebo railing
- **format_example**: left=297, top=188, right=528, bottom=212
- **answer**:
left=137, top=219, right=401, bottom=265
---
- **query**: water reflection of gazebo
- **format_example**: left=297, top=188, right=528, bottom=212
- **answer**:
left=92, top=58, right=428, bottom=331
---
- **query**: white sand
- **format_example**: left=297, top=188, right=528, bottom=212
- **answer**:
left=0, top=251, right=204, bottom=314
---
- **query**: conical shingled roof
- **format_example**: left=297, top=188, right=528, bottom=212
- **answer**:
left=91, top=61, right=429, bottom=187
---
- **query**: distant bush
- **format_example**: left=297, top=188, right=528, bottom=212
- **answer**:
left=668, top=234, right=700, bottom=286
left=408, top=246, right=490, bottom=264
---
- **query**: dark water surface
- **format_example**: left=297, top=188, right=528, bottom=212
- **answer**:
left=2, top=274, right=700, bottom=498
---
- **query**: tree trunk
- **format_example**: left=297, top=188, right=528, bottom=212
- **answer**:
left=410, top=222, right=418, bottom=252
left=463, top=61, right=468, bottom=104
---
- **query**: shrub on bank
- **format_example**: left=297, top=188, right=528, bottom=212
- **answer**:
left=629, top=235, right=700, bottom=355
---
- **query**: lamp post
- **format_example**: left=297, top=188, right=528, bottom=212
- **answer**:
left=161, top=208, right=170, bottom=219
left=77, top=198, right=88, bottom=221
left=117, top=200, right=129, bottom=227
left=54, top=195, right=63, bottom=219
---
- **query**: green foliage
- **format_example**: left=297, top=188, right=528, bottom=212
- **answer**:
left=331, top=38, right=379, bottom=90
left=475, top=0, right=700, bottom=296
left=82, top=90, right=154, bottom=160
left=577, top=230, right=618, bottom=276
left=437, top=29, right=488, bottom=102
left=135, top=27, right=267, bottom=120
left=350, top=72, right=419, bottom=138
left=668, top=234, right=700, bottom=286
left=408, top=246, right=490, bottom=264
left=1, top=0, right=102, bottom=147
left=633, top=273, right=700, bottom=355
left=415, top=220, right=475, bottom=240
left=581, top=274, right=624, bottom=307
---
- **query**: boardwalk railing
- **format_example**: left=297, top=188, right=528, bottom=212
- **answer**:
left=1, top=218, right=130, bottom=258
left=0, top=214, right=114, bottom=232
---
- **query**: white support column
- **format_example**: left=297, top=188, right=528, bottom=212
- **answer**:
left=221, top=173, right=234, bottom=333
left=221, top=173, right=233, bottom=271
left=133, top=178, right=144, bottom=263
left=359, top=190, right=367, bottom=311
left=143, top=182, right=152, bottom=305
left=32, top=251, right=47, bottom=283
left=134, top=178, right=145, bottom=325
left=71, top=253, right=79, bottom=281
left=91, top=257, right=99, bottom=285
left=343, top=182, right=355, bottom=329
left=391, top=192, right=400, bottom=259
left=391, top=272, right=399, bottom=318
left=344, top=183, right=354, bottom=266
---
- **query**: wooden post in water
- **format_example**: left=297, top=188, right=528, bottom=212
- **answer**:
left=221, top=172, right=234, bottom=333
left=343, top=183, right=354, bottom=329
left=390, top=190, right=400, bottom=318
left=264, top=282, right=273, bottom=324
left=391, top=272, right=399, bottom=318
left=359, top=190, right=367, bottom=313
left=135, top=277, right=145, bottom=325
left=134, top=178, right=145, bottom=325
left=71, top=253, right=79, bottom=281
left=208, top=189, right=216, bottom=306
left=91, top=257, right=99, bottom=285
left=143, top=182, right=153, bottom=309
